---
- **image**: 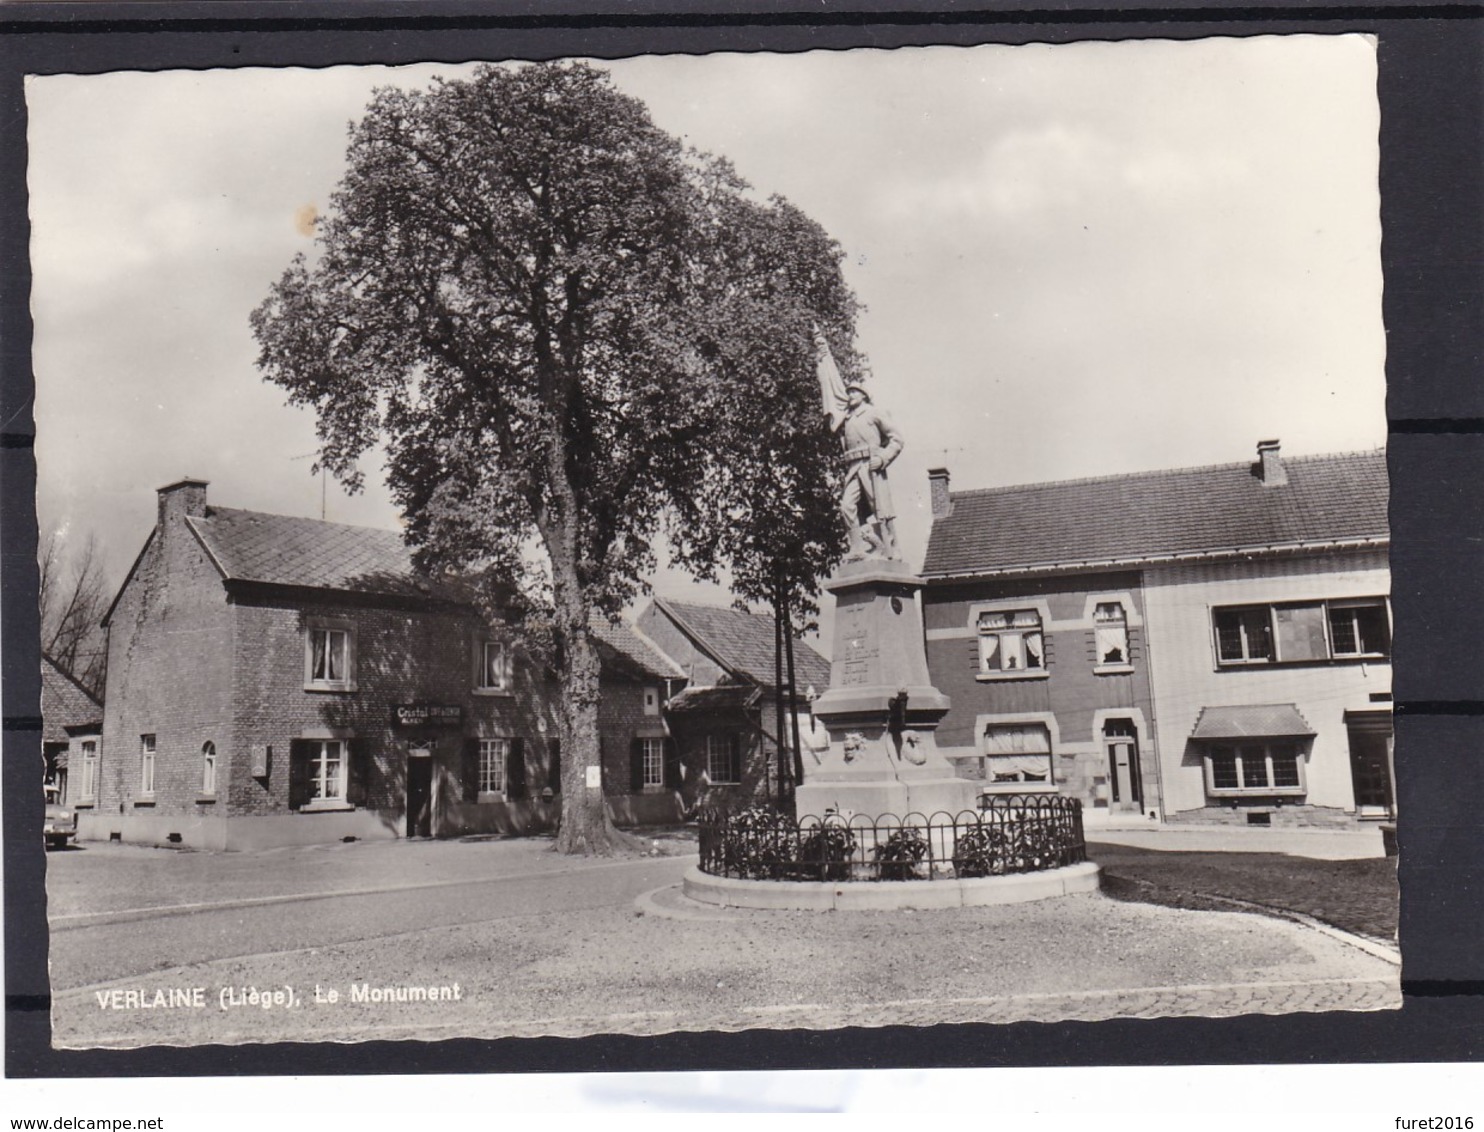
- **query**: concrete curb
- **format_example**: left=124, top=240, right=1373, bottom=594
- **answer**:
left=682, top=861, right=1101, bottom=911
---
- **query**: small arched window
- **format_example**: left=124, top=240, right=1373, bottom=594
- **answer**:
left=201, top=741, right=217, bottom=795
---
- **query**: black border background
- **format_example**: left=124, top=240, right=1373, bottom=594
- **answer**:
left=2, top=1, right=1480, bottom=1078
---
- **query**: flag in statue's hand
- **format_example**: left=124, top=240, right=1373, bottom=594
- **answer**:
left=815, top=328, right=849, bottom=432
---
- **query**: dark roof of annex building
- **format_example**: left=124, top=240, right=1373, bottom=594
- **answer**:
left=41, top=654, right=102, bottom=744
left=665, top=683, right=760, bottom=714
left=650, top=598, right=833, bottom=691
left=922, top=449, right=1389, bottom=579
left=589, top=615, right=687, bottom=680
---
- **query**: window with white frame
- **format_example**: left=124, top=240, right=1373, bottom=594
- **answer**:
left=983, top=723, right=1053, bottom=785
left=139, top=734, right=156, bottom=795
left=1214, top=599, right=1390, bottom=666
left=201, top=741, right=217, bottom=795
left=307, top=739, right=347, bottom=802
left=1203, top=742, right=1306, bottom=797
left=705, top=734, right=740, bottom=785
left=79, top=739, right=98, bottom=800
left=642, top=685, right=661, bottom=716
left=1327, top=599, right=1392, bottom=658
left=1093, top=602, right=1130, bottom=666
left=977, top=610, right=1044, bottom=674
left=641, top=737, right=666, bottom=788
left=476, top=641, right=512, bottom=692
left=306, top=625, right=353, bottom=689
left=479, top=738, right=509, bottom=795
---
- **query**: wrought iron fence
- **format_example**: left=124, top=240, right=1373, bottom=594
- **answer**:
left=696, top=794, right=1086, bottom=883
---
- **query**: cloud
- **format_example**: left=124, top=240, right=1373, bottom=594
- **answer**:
left=873, top=120, right=1256, bottom=231
left=26, top=39, right=1384, bottom=589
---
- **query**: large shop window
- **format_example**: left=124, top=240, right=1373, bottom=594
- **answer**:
left=1213, top=598, right=1389, bottom=666
left=977, top=610, right=1044, bottom=675
left=983, top=723, right=1054, bottom=787
left=305, top=623, right=355, bottom=691
left=1203, top=742, right=1306, bottom=798
left=705, top=733, right=741, bottom=785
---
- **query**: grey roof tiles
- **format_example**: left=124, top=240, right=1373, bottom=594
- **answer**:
left=41, top=655, right=102, bottom=744
left=652, top=598, right=832, bottom=691
left=922, top=450, right=1388, bottom=577
left=1190, top=703, right=1317, bottom=740
left=188, top=508, right=423, bottom=595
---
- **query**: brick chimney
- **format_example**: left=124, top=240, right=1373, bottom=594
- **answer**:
left=928, top=467, right=953, bottom=518
left=1256, top=440, right=1287, bottom=487
left=157, top=477, right=209, bottom=528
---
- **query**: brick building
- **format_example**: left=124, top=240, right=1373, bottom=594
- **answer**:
left=84, top=478, right=683, bottom=850
left=636, top=598, right=832, bottom=807
left=921, top=442, right=1391, bottom=828
left=41, top=653, right=103, bottom=805
left=587, top=614, right=689, bottom=826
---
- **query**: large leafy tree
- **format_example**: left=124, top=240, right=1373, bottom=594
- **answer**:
left=252, top=62, right=856, bottom=853
left=667, top=197, right=862, bottom=798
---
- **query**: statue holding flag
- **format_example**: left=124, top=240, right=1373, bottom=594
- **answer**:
left=816, top=328, right=904, bottom=561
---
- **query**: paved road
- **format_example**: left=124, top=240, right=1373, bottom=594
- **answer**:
left=47, top=839, right=689, bottom=991
left=46, top=838, right=1400, bottom=1048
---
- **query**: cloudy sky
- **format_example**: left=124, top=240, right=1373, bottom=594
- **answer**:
left=27, top=35, right=1385, bottom=614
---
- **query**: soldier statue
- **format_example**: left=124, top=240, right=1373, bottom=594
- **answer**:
left=816, top=330, right=904, bottom=561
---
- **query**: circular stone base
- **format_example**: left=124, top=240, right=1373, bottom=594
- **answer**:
left=682, top=862, right=1101, bottom=911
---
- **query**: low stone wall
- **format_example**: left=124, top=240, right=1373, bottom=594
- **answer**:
left=683, top=861, right=1101, bottom=911
left=1167, top=804, right=1359, bottom=829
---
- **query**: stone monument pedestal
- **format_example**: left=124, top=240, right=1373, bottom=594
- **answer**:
left=796, top=557, right=978, bottom=819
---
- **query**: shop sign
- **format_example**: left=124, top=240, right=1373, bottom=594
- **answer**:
left=392, top=703, right=464, bottom=729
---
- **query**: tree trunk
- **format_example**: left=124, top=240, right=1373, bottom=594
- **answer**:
left=554, top=618, right=626, bottom=854
left=542, top=401, right=637, bottom=856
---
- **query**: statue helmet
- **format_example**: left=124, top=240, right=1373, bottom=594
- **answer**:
left=845, top=381, right=871, bottom=402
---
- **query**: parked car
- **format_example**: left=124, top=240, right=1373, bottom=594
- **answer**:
left=44, top=784, right=75, bottom=850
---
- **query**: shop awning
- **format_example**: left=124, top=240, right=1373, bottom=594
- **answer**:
left=1190, top=703, right=1315, bottom=741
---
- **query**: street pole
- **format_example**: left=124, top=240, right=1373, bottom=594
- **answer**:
left=785, top=594, right=803, bottom=795
left=773, top=569, right=789, bottom=806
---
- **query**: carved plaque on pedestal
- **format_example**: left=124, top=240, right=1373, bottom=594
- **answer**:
left=799, top=558, right=976, bottom=818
